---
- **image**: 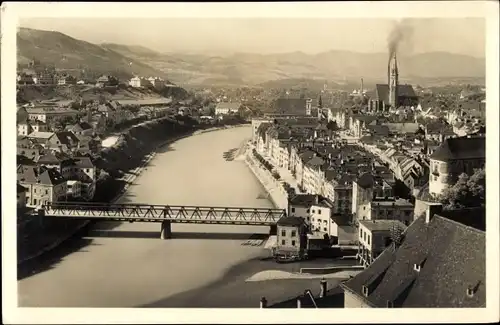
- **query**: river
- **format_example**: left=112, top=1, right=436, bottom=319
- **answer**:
left=18, top=126, right=278, bottom=307
left=18, top=126, right=350, bottom=308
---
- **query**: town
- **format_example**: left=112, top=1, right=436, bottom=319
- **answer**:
left=13, top=18, right=487, bottom=312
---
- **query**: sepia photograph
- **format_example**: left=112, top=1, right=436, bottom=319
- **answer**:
left=2, top=1, right=499, bottom=324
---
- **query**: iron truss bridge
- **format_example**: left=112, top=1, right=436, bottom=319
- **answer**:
left=35, top=202, right=287, bottom=226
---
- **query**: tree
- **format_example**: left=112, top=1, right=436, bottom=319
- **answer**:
left=439, top=168, right=485, bottom=209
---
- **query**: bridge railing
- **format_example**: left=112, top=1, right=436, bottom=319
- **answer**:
left=41, top=202, right=287, bottom=224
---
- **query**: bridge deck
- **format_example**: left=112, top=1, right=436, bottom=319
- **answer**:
left=35, top=202, right=286, bottom=225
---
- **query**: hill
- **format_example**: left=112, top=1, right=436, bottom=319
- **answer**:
left=18, top=27, right=485, bottom=88
left=108, top=48, right=485, bottom=87
left=16, top=84, right=189, bottom=104
left=17, top=28, right=166, bottom=80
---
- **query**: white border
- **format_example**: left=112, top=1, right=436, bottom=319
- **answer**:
left=2, top=1, right=499, bottom=324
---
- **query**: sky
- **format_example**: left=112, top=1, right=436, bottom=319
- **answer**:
left=19, top=17, right=485, bottom=57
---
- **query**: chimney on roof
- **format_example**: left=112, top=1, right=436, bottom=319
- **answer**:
left=320, top=278, right=327, bottom=298
left=425, top=203, right=443, bottom=224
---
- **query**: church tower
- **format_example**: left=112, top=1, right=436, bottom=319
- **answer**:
left=388, top=52, right=399, bottom=108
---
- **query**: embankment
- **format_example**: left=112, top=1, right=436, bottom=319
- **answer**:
left=17, top=117, right=248, bottom=265
left=244, top=146, right=288, bottom=210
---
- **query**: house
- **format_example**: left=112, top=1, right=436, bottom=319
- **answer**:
left=26, top=106, right=79, bottom=124
left=36, top=70, right=56, bottom=85
left=26, top=131, right=56, bottom=147
left=147, top=77, right=165, bottom=89
left=65, top=121, right=93, bottom=137
left=95, top=75, right=119, bottom=87
left=17, top=73, right=36, bottom=85
left=357, top=219, right=407, bottom=267
left=340, top=206, right=485, bottom=308
left=47, top=131, right=81, bottom=153
left=351, top=173, right=393, bottom=224
left=66, top=180, right=82, bottom=198
left=98, top=101, right=120, bottom=119
left=287, top=194, right=341, bottom=239
left=275, top=216, right=308, bottom=259
left=215, top=102, right=242, bottom=115
left=129, top=76, right=151, bottom=88
left=428, top=135, right=485, bottom=196
left=57, top=75, right=77, bottom=86
left=17, top=165, right=67, bottom=207
left=357, top=197, right=415, bottom=226
left=17, top=139, right=45, bottom=162
left=17, top=118, right=48, bottom=136
left=37, top=152, right=74, bottom=179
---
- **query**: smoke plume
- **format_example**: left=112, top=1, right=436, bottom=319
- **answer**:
left=387, top=19, right=414, bottom=60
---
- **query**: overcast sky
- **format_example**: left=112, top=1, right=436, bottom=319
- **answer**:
left=19, top=18, right=485, bottom=57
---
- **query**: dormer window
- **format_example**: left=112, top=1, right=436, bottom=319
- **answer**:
left=362, top=285, right=369, bottom=297
left=387, top=300, right=394, bottom=308
left=414, top=263, right=421, bottom=272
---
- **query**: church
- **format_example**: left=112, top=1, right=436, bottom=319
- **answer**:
left=368, top=52, right=419, bottom=112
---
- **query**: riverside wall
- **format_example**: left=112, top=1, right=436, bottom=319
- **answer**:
left=244, top=146, right=288, bottom=210
left=17, top=118, right=249, bottom=265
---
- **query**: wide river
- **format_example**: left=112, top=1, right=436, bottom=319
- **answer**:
left=18, top=126, right=278, bottom=307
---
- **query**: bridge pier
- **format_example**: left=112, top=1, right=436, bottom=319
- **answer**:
left=160, top=220, right=172, bottom=239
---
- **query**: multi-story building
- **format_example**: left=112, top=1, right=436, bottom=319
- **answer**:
left=357, top=219, right=407, bottom=267
left=352, top=173, right=393, bottom=224
left=148, top=77, right=165, bottom=89
left=129, top=76, right=151, bottom=88
left=215, top=102, right=241, bottom=115
left=36, top=71, right=55, bottom=85
left=17, top=165, right=67, bottom=208
left=275, top=216, right=308, bottom=259
left=357, top=197, right=414, bottom=226
left=428, top=135, right=485, bottom=196
left=65, top=122, right=94, bottom=137
left=26, top=106, right=79, bottom=124
left=95, top=75, right=119, bottom=87
left=57, top=75, right=77, bottom=86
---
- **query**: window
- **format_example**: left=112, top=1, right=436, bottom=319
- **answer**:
left=318, top=209, right=322, bottom=215
left=45, top=190, right=48, bottom=195
left=33, top=199, right=37, bottom=205
left=281, top=240, right=286, bottom=245
left=307, top=216, right=310, bottom=221
left=312, top=218, right=315, bottom=222
left=291, top=207, right=296, bottom=213
left=367, top=235, right=371, bottom=245
left=433, top=175, right=438, bottom=181
left=323, top=227, right=327, bottom=232
left=291, top=230, right=297, bottom=237
left=86, top=169, right=90, bottom=172
left=311, top=209, right=315, bottom=213
left=281, top=230, right=286, bottom=237
left=360, top=229, right=363, bottom=237
left=291, top=240, right=296, bottom=246
left=364, top=232, right=366, bottom=241
left=306, top=209, right=310, bottom=213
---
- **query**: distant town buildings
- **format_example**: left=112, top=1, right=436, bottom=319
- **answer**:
left=215, top=102, right=242, bottom=115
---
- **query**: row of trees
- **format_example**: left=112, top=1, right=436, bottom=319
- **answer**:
left=252, top=148, right=274, bottom=172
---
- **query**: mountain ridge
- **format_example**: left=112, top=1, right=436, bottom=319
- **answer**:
left=17, top=27, right=485, bottom=87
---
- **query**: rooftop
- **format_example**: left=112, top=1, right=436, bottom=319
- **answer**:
left=340, top=214, right=485, bottom=307
left=430, top=135, right=485, bottom=162
left=359, top=219, right=407, bottom=232
left=277, top=216, right=306, bottom=227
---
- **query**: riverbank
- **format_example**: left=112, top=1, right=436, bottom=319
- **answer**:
left=17, top=120, right=249, bottom=266
left=244, top=144, right=288, bottom=209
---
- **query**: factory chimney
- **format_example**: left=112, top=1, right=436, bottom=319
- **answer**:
left=360, top=78, right=364, bottom=95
